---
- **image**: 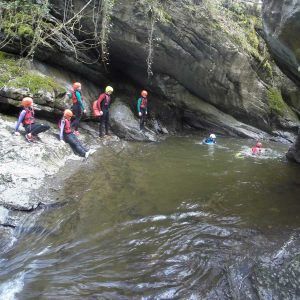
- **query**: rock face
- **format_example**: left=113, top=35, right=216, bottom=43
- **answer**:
left=262, top=1, right=300, bottom=85
left=44, top=0, right=299, bottom=138
left=110, top=100, right=158, bottom=142
left=263, top=0, right=300, bottom=162
left=286, top=128, right=300, bottom=163
left=0, top=0, right=299, bottom=139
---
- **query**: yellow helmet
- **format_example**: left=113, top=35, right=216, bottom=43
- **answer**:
left=105, top=86, right=113, bottom=93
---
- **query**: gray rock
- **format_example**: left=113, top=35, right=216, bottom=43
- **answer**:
left=110, top=100, right=157, bottom=142
left=263, top=0, right=300, bottom=163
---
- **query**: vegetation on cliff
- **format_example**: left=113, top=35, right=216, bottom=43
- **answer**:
left=0, top=51, right=64, bottom=95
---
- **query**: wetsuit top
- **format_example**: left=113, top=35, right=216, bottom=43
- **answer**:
left=59, top=118, right=72, bottom=140
left=137, top=97, right=148, bottom=113
left=73, top=90, right=85, bottom=111
left=15, top=108, right=35, bottom=132
left=204, top=137, right=216, bottom=144
left=97, top=93, right=111, bottom=111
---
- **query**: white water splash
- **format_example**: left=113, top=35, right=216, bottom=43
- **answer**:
left=0, top=271, right=25, bottom=300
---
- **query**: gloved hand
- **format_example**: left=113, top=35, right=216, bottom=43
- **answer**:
left=99, top=111, right=103, bottom=116
left=14, top=132, right=20, bottom=136
left=138, top=112, right=142, bottom=117
left=83, top=109, right=87, bottom=114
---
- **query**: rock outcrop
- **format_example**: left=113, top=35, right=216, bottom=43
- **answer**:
left=263, top=0, right=300, bottom=162
left=262, top=1, right=300, bottom=85
left=1, top=0, right=299, bottom=139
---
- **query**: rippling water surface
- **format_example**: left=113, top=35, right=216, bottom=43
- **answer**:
left=0, top=136, right=300, bottom=299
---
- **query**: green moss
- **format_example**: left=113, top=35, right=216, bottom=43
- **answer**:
left=0, top=52, right=65, bottom=95
left=267, top=88, right=286, bottom=116
left=17, top=24, right=34, bottom=38
left=8, top=73, right=65, bottom=94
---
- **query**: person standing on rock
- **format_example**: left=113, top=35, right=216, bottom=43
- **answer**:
left=59, top=109, right=91, bottom=158
left=14, top=97, right=50, bottom=142
left=137, top=90, right=148, bottom=131
left=96, top=86, right=114, bottom=137
left=70, top=82, right=86, bottom=136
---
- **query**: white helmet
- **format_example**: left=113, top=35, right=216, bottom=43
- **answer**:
left=210, top=134, right=216, bottom=139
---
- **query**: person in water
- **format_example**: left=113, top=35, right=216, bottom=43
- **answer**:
left=59, top=109, right=91, bottom=158
left=14, top=97, right=50, bottom=142
left=96, top=85, right=113, bottom=137
left=204, top=134, right=216, bottom=144
left=251, top=142, right=262, bottom=155
left=137, top=90, right=148, bottom=131
left=70, top=82, right=86, bottom=136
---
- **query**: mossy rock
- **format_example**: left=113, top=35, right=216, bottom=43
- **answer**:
left=268, top=88, right=290, bottom=116
left=0, top=52, right=65, bottom=96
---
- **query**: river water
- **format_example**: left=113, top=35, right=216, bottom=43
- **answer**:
left=0, top=136, right=299, bottom=299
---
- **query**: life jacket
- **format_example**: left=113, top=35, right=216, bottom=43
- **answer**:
left=58, top=118, right=72, bottom=134
left=98, top=93, right=111, bottom=110
left=22, top=108, right=35, bottom=125
left=251, top=147, right=261, bottom=155
left=140, top=97, right=148, bottom=109
left=92, top=100, right=100, bottom=117
left=71, top=89, right=81, bottom=104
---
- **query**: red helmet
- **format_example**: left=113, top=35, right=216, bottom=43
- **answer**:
left=141, top=90, right=148, bottom=97
left=73, top=82, right=81, bottom=90
left=21, top=97, right=33, bottom=107
left=256, top=142, right=262, bottom=148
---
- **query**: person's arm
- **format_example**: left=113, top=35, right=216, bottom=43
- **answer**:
left=137, top=98, right=142, bottom=113
left=15, top=110, right=26, bottom=132
left=59, top=119, right=65, bottom=140
left=75, top=91, right=85, bottom=111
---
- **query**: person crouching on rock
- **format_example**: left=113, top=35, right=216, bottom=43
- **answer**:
left=14, top=97, right=50, bottom=142
left=96, top=85, right=113, bottom=137
left=59, top=109, right=91, bottom=158
left=70, top=82, right=86, bottom=136
left=251, top=142, right=262, bottom=155
left=137, top=90, right=148, bottom=131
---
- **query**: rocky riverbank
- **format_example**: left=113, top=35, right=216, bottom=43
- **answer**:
left=0, top=107, right=163, bottom=251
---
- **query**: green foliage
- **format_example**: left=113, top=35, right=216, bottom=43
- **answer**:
left=0, top=51, right=64, bottom=94
left=8, top=73, right=63, bottom=94
left=267, top=88, right=287, bottom=116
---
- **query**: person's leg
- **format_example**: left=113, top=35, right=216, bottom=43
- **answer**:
left=99, top=115, right=104, bottom=137
left=140, top=108, right=146, bottom=130
left=104, top=111, right=109, bottom=135
left=71, top=104, right=82, bottom=131
left=64, top=133, right=86, bottom=157
left=30, top=123, right=50, bottom=136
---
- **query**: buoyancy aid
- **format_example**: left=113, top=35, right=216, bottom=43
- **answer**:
left=23, top=108, right=35, bottom=125
left=98, top=93, right=111, bottom=110
left=58, top=118, right=72, bottom=134
left=71, top=89, right=81, bottom=104
left=140, top=97, right=148, bottom=109
left=64, top=118, right=72, bottom=134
